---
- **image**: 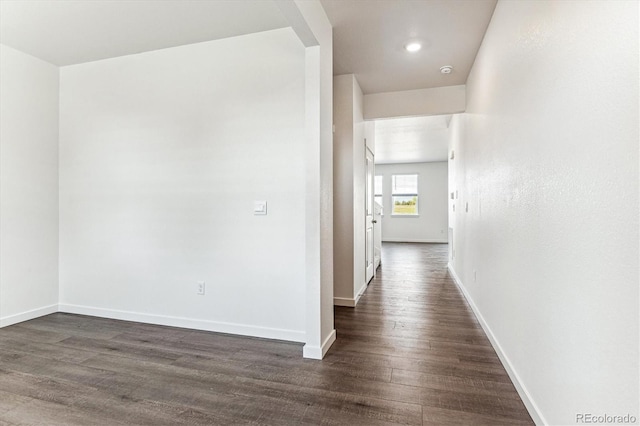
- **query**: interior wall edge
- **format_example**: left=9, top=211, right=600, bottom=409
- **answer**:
left=303, top=328, right=336, bottom=360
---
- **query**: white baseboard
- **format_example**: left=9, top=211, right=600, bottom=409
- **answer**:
left=447, top=264, right=546, bottom=426
left=0, top=304, right=58, bottom=328
left=333, top=297, right=357, bottom=307
left=355, top=281, right=368, bottom=303
left=57, top=303, right=305, bottom=343
left=303, top=329, right=336, bottom=360
left=334, top=281, right=370, bottom=308
left=382, top=238, right=448, bottom=243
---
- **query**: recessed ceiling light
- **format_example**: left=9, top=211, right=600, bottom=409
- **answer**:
left=404, top=42, right=421, bottom=53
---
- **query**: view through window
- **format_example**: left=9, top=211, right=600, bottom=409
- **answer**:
left=392, top=174, right=418, bottom=215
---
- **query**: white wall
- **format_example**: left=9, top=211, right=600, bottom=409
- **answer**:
left=448, top=1, right=639, bottom=424
left=59, top=28, right=307, bottom=342
left=333, top=75, right=355, bottom=302
left=0, top=44, right=59, bottom=327
left=352, top=75, right=366, bottom=301
left=333, top=74, right=367, bottom=307
left=364, top=85, right=465, bottom=120
left=288, top=0, right=336, bottom=359
left=376, top=162, right=448, bottom=243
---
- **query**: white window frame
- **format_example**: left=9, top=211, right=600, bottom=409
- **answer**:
left=391, top=173, right=419, bottom=216
left=374, top=175, right=383, bottom=210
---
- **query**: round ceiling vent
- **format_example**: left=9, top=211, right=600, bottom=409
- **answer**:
left=440, top=65, right=453, bottom=74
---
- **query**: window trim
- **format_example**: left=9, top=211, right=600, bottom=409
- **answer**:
left=374, top=175, right=384, bottom=212
left=391, top=173, right=419, bottom=216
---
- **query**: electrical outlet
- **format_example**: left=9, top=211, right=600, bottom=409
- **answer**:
left=196, top=281, right=205, bottom=295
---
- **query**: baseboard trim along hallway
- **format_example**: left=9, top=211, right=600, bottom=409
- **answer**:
left=447, top=264, right=545, bottom=425
left=0, top=243, right=534, bottom=425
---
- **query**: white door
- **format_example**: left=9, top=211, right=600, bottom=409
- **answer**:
left=374, top=201, right=382, bottom=272
left=365, top=147, right=375, bottom=283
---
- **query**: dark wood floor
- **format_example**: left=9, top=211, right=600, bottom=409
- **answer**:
left=0, top=243, right=533, bottom=425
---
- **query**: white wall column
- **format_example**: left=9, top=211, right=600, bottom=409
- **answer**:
left=277, top=0, right=336, bottom=359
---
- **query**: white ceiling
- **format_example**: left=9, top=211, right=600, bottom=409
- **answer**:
left=320, top=0, right=497, bottom=94
left=0, top=0, right=289, bottom=66
left=374, top=115, right=451, bottom=164
left=1, top=1, right=490, bottom=165
left=1, top=0, right=496, bottom=92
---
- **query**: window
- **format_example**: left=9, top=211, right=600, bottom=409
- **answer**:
left=374, top=175, right=383, bottom=207
left=392, top=174, right=418, bottom=215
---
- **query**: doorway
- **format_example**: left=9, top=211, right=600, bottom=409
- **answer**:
left=365, top=147, right=375, bottom=284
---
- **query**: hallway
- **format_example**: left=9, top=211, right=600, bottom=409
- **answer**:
left=0, top=244, right=533, bottom=425
left=330, top=242, right=534, bottom=425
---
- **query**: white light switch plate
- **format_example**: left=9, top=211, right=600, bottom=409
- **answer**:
left=254, top=201, right=267, bottom=215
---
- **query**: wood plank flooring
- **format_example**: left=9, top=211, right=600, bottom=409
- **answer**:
left=0, top=243, right=533, bottom=425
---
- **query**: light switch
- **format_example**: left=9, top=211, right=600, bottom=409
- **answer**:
left=254, top=201, right=267, bottom=215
